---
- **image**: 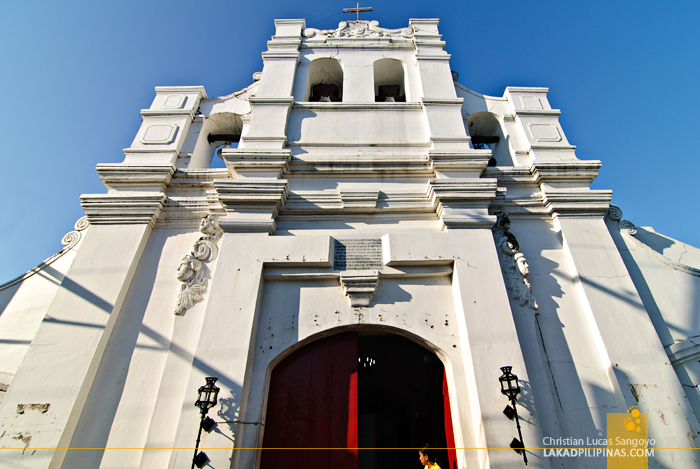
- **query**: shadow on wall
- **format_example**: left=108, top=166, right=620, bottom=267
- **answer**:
left=513, top=378, right=538, bottom=464
left=506, top=228, right=605, bottom=447
left=44, top=231, right=244, bottom=467
left=365, top=279, right=412, bottom=306
left=0, top=282, right=21, bottom=320
left=606, top=214, right=700, bottom=428
left=632, top=227, right=675, bottom=257
left=285, top=109, right=317, bottom=144
left=605, top=216, right=676, bottom=346
left=610, top=366, right=695, bottom=469
left=217, top=389, right=242, bottom=439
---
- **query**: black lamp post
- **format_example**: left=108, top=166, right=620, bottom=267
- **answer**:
left=192, top=377, right=220, bottom=469
left=499, top=366, right=527, bottom=465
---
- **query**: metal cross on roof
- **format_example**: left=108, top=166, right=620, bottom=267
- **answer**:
left=343, top=3, right=373, bottom=20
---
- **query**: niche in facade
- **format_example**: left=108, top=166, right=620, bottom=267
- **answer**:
left=467, top=112, right=511, bottom=166
left=306, top=58, right=343, bottom=102
left=374, top=58, right=406, bottom=102
left=189, top=112, right=243, bottom=169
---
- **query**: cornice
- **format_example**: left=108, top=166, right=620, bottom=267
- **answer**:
left=249, top=97, right=295, bottom=106
left=140, top=109, right=195, bottom=119
left=300, top=43, right=415, bottom=50
left=428, top=179, right=498, bottom=199
left=286, top=153, right=433, bottom=175
left=169, top=168, right=228, bottom=188
left=414, top=52, right=450, bottom=59
left=156, top=196, right=224, bottom=230
left=215, top=179, right=289, bottom=204
left=421, top=98, right=464, bottom=106
left=429, top=150, right=490, bottom=172
left=267, top=39, right=303, bottom=48
left=506, top=86, right=550, bottom=93
left=532, top=161, right=602, bottom=184
left=529, top=144, right=577, bottom=150
left=428, top=178, right=498, bottom=229
left=514, top=109, right=561, bottom=116
left=214, top=179, right=289, bottom=234
left=80, top=192, right=166, bottom=226
left=281, top=190, right=434, bottom=214
left=482, top=166, right=535, bottom=184
left=293, top=102, right=422, bottom=110
left=490, top=193, right=550, bottom=217
left=542, top=189, right=612, bottom=217
left=154, top=85, right=207, bottom=97
left=221, top=149, right=292, bottom=178
left=96, top=164, right=175, bottom=191
left=261, top=51, right=300, bottom=60
left=122, top=148, right=179, bottom=156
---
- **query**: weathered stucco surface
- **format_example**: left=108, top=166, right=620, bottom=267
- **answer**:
left=0, top=16, right=698, bottom=469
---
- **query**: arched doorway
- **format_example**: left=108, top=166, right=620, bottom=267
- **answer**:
left=260, top=332, right=458, bottom=469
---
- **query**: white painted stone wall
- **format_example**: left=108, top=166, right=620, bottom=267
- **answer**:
left=0, top=219, right=88, bottom=404
left=0, top=15, right=698, bottom=469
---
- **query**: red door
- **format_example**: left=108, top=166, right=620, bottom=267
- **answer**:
left=261, top=332, right=359, bottom=469
left=443, top=370, right=458, bottom=469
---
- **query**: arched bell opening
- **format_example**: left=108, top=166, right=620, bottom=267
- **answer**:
left=466, top=111, right=512, bottom=166
left=259, top=329, right=459, bottom=469
left=189, top=112, right=243, bottom=169
left=306, top=58, right=344, bottom=102
left=373, top=58, right=406, bottom=102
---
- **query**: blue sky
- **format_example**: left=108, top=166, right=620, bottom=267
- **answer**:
left=1, top=0, right=698, bottom=281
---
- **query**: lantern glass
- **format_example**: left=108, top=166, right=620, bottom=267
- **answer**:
left=195, top=377, right=220, bottom=414
left=499, top=366, right=520, bottom=400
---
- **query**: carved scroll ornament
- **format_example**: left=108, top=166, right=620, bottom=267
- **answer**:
left=304, top=20, right=413, bottom=40
left=175, top=214, right=223, bottom=315
left=493, top=212, right=538, bottom=311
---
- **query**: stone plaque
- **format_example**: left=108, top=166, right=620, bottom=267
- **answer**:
left=334, top=239, right=382, bottom=270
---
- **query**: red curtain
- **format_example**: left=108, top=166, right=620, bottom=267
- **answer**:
left=443, top=370, right=458, bottom=469
left=261, top=333, right=358, bottom=469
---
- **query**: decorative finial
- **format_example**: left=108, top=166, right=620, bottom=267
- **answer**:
left=343, top=2, right=372, bottom=20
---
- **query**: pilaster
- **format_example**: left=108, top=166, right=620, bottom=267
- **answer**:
left=0, top=223, right=154, bottom=468
left=90, top=86, right=206, bottom=219
left=532, top=160, right=612, bottom=217
left=448, top=229, right=546, bottom=467
left=505, top=87, right=577, bottom=163
left=125, top=86, right=207, bottom=162
left=409, top=19, right=470, bottom=155
left=555, top=215, right=700, bottom=467
left=240, top=20, right=304, bottom=152
left=165, top=232, right=268, bottom=469
left=409, top=19, right=452, bottom=98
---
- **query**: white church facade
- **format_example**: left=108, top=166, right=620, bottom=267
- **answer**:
left=1, top=17, right=699, bottom=469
